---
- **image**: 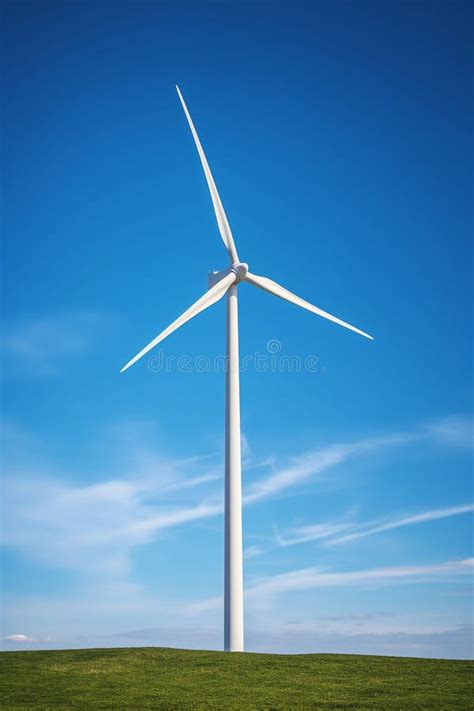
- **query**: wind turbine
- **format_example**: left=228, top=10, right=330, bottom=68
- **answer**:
left=121, top=86, right=373, bottom=653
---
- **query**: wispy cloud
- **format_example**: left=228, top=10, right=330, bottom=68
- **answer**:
left=2, top=474, right=223, bottom=577
left=244, top=416, right=473, bottom=505
left=246, top=558, right=473, bottom=598
left=423, top=415, right=474, bottom=448
left=244, top=432, right=419, bottom=503
left=186, top=558, right=473, bottom=613
left=1, top=310, right=111, bottom=376
left=161, top=471, right=221, bottom=494
left=274, top=521, right=351, bottom=547
left=244, top=544, right=265, bottom=560
left=241, top=432, right=251, bottom=461
left=1, top=420, right=222, bottom=578
left=326, top=503, right=474, bottom=546
left=275, top=503, right=474, bottom=549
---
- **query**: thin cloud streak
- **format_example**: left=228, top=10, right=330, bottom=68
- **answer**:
left=123, top=501, right=223, bottom=536
left=245, top=415, right=472, bottom=505
left=244, top=432, right=419, bottom=504
left=187, top=558, right=473, bottom=612
left=276, top=503, right=474, bottom=549
left=423, top=416, right=474, bottom=448
left=246, top=558, right=473, bottom=598
left=327, top=504, right=474, bottom=546
left=274, top=522, right=351, bottom=547
left=161, top=471, right=221, bottom=493
left=244, top=544, right=265, bottom=560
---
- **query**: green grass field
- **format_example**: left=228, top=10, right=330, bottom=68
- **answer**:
left=1, top=646, right=472, bottom=710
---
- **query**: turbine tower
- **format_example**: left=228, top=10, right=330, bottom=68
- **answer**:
left=121, top=86, right=373, bottom=652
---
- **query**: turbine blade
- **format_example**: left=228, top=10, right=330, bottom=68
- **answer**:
left=121, top=271, right=236, bottom=373
left=176, top=85, right=239, bottom=264
left=245, top=272, right=373, bottom=340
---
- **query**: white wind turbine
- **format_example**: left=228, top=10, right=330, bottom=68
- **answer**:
left=121, top=86, right=373, bottom=652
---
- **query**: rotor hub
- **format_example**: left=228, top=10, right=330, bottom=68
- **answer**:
left=230, top=262, right=249, bottom=283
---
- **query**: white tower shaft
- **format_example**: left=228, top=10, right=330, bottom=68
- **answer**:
left=224, top=283, right=244, bottom=652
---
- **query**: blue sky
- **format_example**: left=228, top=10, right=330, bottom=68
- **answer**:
left=1, top=1, right=472, bottom=657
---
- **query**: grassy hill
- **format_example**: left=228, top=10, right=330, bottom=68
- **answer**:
left=1, top=646, right=472, bottom=709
